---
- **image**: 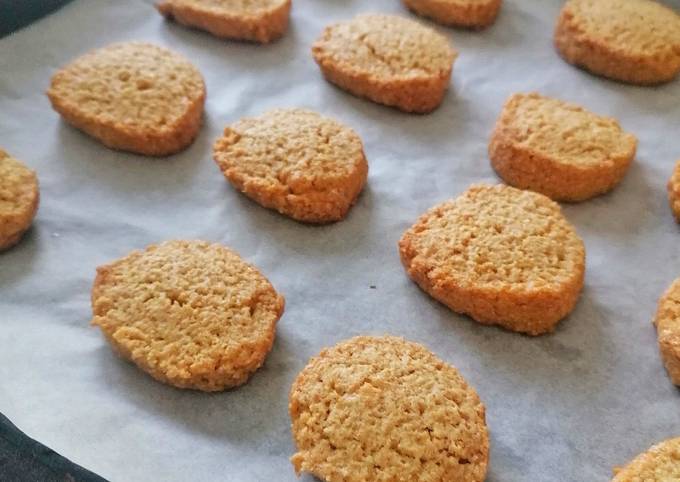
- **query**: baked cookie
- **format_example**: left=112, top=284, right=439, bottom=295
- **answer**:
left=213, top=109, right=368, bottom=223
left=156, top=0, right=291, bottom=43
left=399, top=184, right=585, bottom=335
left=612, top=437, right=680, bottom=481
left=489, top=92, right=637, bottom=202
left=47, top=42, right=206, bottom=156
left=91, top=240, right=284, bottom=391
left=555, top=0, right=680, bottom=85
left=289, top=335, right=489, bottom=482
left=312, top=14, right=457, bottom=113
left=653, top=278, right=680, bottom=386
left=667, top=160, right=680, bottom=222
left=403, top=0, right=501, bottom=29
left=0, top=150, right=39, bottom=251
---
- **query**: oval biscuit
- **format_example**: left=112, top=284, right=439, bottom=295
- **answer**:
left=0, top=149, right=39, bottom=251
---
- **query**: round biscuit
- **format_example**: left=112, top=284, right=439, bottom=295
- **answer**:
left=399, top=184, right=585, bottom=335
left=612, top=437, right=680, bottom=481
left=47, top=42, right=206, bottom=156
left=213, top=109, right=368, bottom=223
left=667, top=160, right=680, bottom=222
left=0, top=149, right=39, bottom=251
left=404, top=0, right=502, bottom=29
left=289, top=335, right=489, bottom=482
left=91, top=240, right=284, bottom=391
left=653, top=278, right=680, bottom=386
left=312, top=14, right=457, bottom=113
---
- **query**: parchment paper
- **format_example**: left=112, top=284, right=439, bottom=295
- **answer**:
left=1, top=1, right=680, bottom=480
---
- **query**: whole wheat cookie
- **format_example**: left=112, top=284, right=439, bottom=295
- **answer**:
left=91, top=240, right=284, bottom=391
left=404, top=0, right=502, bottom=29
left=489, top=92, right=637, bottom=202
left=667, top=160, right=680, bottom=222
left=555, top=0, right=680, bottom=85
left=0, top=149, right=39, bottom=251
left=612, top=437, right=680, bottom=481
left=213, top=109, right=368, bottom=223
left=653, top=278, right=680, bottom=386
left=156, top=0, right=291, bottom=43
left=399, top=184, right=585, bottom=335
left=311, top=14, right=457, bottom=113
left=47, top=42, right=206, bottom=156
left=289, top=335, right=489, bottom=482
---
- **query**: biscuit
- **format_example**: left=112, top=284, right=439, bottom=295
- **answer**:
left=555, top=0, right=680, bottom=85
left=156, top=0, right=291, bottom=43
left=612, top=437, right=680, bottom=481
left=91, top=240, right=284, bottom=391
left=47, top=42, right=206, bottom=156
left=667, top=160, right=680, bottom=222
left=289, top=335, right=489, bottom=482
left=403, top=0, right=501, bottom=29
left=213, top=108, right=368, bottom=223
left=0, top=150, right=39, bottom=251
left=489, top=92, right=637, bottom=202
left=311, top=14, right=457, bottom=113
left=653, top=278, right=680, bottom=386
left=399, top=184, right=585, bottom=335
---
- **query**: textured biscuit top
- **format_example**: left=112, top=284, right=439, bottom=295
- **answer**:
left=613, top=437, right=680, bottom=481
left=163, top=0, right=285, bottom=14
left=91, top=240, right=283, bottom=389
left=48, top=42, right=205, bottom=135
left=0, top=150, right=38, bottom=225
left=214, top=109, right=365, bottom=198
left=499, top=93, right=636, bottom=168
left=290, top=336, right=488, bottom=482
left=654, top=279, right=680, bottom=365
left=561, top=0, right=680, bottom=61
left=406, top=184, right=583, bottom=291
left=668, top=160, right=680, bottom=220
left=312, top=14, right=457, bottom=81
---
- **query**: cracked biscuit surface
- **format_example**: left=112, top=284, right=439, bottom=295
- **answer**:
left=156, top=0, right=291, bottom=43
left=399, top=184, right=585, bottom=335
left=0, top=149, right=39, bottom=251
left=653, top=278, right=680, bottom=386
left=312, top=14, right=457, bottom=113
left=489, top=92, right=637, bottom=202
left=91, top=240, right=284, bottom=391
left=555, top=0, right=680, bottom=85
left=612, top=437, right=680, bottom=481
left=289, top=335, right=489, bottom=482
left=213, top=109, right=368, bottom=223
left=404, top=0, right=502, bottom=29
left=48, top=42, right=206, bottom=156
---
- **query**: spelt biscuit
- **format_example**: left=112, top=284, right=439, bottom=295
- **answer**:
left=555, top=0, right=680, bottom=85
left=667, top=160, right=680, bottom=222
left=0, top=150, right=39, bottom=251
left=399, top=184, right=585, bottom=335
left=612, top=437, right=680, bottom=481
left=213, top=108, right=368, bottom=223
left=47, top=42, right=206, bottom=156
left=91, top=240, right=284, bottom=391
left=489, top=92, right=637, bottom=202
left=653, top=278, right=680, bottom=386
left=404, top=0, right=501, bottom=29
left=289, top=335, right=489, bottom=482
left=156, top=0, right=291, bottom=43
left=311, top=14, right=457, bottom=113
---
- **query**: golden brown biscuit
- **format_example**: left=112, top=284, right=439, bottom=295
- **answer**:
left=555, top=0, right=680, bottom=85
left=289, top=335, right=489, bottom=482
left=489, top=92, right=637, bottom=202
left=612, top=437, right=680, bottom=481
left=653, top=278, right=680, bottom=386
left=213, top=109, right=368, bottom=223
left=312, top=14, right=457, bottom=113
left=667, top=160, right=680, bottom=222
left=156, top=0, right=291, bottom=43
left=0, top=149, right=39, bottom=251
left=91, top=240, right=284, bottom=391
left=47, top=42, right=206, bottom=156
left=399, top=184, right=585, bottom=335
left=404, top=0, right=501, bottom=29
